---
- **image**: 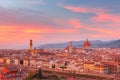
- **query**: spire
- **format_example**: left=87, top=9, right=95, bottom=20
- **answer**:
left=86, top=38, right=88, bottom=41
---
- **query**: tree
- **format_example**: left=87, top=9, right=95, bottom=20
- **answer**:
left=36, top=68, right=43, bottom=79
left=26, top=70, right=35, bottom=80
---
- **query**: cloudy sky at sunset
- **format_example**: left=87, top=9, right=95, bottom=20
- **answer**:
left=0, top=0, right=120, bottom=49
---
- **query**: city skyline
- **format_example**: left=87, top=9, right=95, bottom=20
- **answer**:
left=0, top=0, right=120, bottom=49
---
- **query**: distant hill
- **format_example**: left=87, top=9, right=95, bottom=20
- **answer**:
left=103, top=40, right=120, bottom=48
left=37, top=39, right=120, bottom=49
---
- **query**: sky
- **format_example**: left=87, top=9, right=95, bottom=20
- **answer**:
left=0, top=0, right=120, bottom=49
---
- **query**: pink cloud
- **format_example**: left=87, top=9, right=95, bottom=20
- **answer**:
left=61, top=5, right=120, bottom=24
left=68, top=19, right=85, bottom=28
left=68, top=19, right=84, bottom=28
left=90, top=33, right=119, bottom=39
left=61, top=5, right=120, bottom=30
left=0, top=26, right=52, bottom=42
left=86, top=26, right=119, bottom=35
left=0, top=5, right=119, bottom=48
left=62, top=5, right=88, bottom=13
left=61, top=5, right=105, bottom=14
left=58, top=29, right=77, bottom=33
left=67, top=19, right=119, bottom=37
left=92, top=12, right=120, bottom=23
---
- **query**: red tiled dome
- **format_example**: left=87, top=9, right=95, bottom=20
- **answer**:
left=82, top=38, right=91, bottom=48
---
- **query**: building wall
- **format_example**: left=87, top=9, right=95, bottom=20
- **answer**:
left=94, top=66, right=108, bottom=74
left=6, top=58, right=11, bottom=64
left=23, top=59, right=29, bottom=66
left=84, top=63, right=94, bottom=70
left=84, top=63, right=109, bottom=74
left=14, top=59, right=19, bottom=65
left=117, top=63, right=120, bottom=73
left=30, top=59, right=36, bottom=66
left=0, top=58, right=4, bottom=63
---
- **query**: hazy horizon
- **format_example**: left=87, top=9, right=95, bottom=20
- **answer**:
left=0, top=39, right=119, bottom=49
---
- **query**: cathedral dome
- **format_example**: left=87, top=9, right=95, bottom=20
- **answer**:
left=82, top=38, right=92, bottom=49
